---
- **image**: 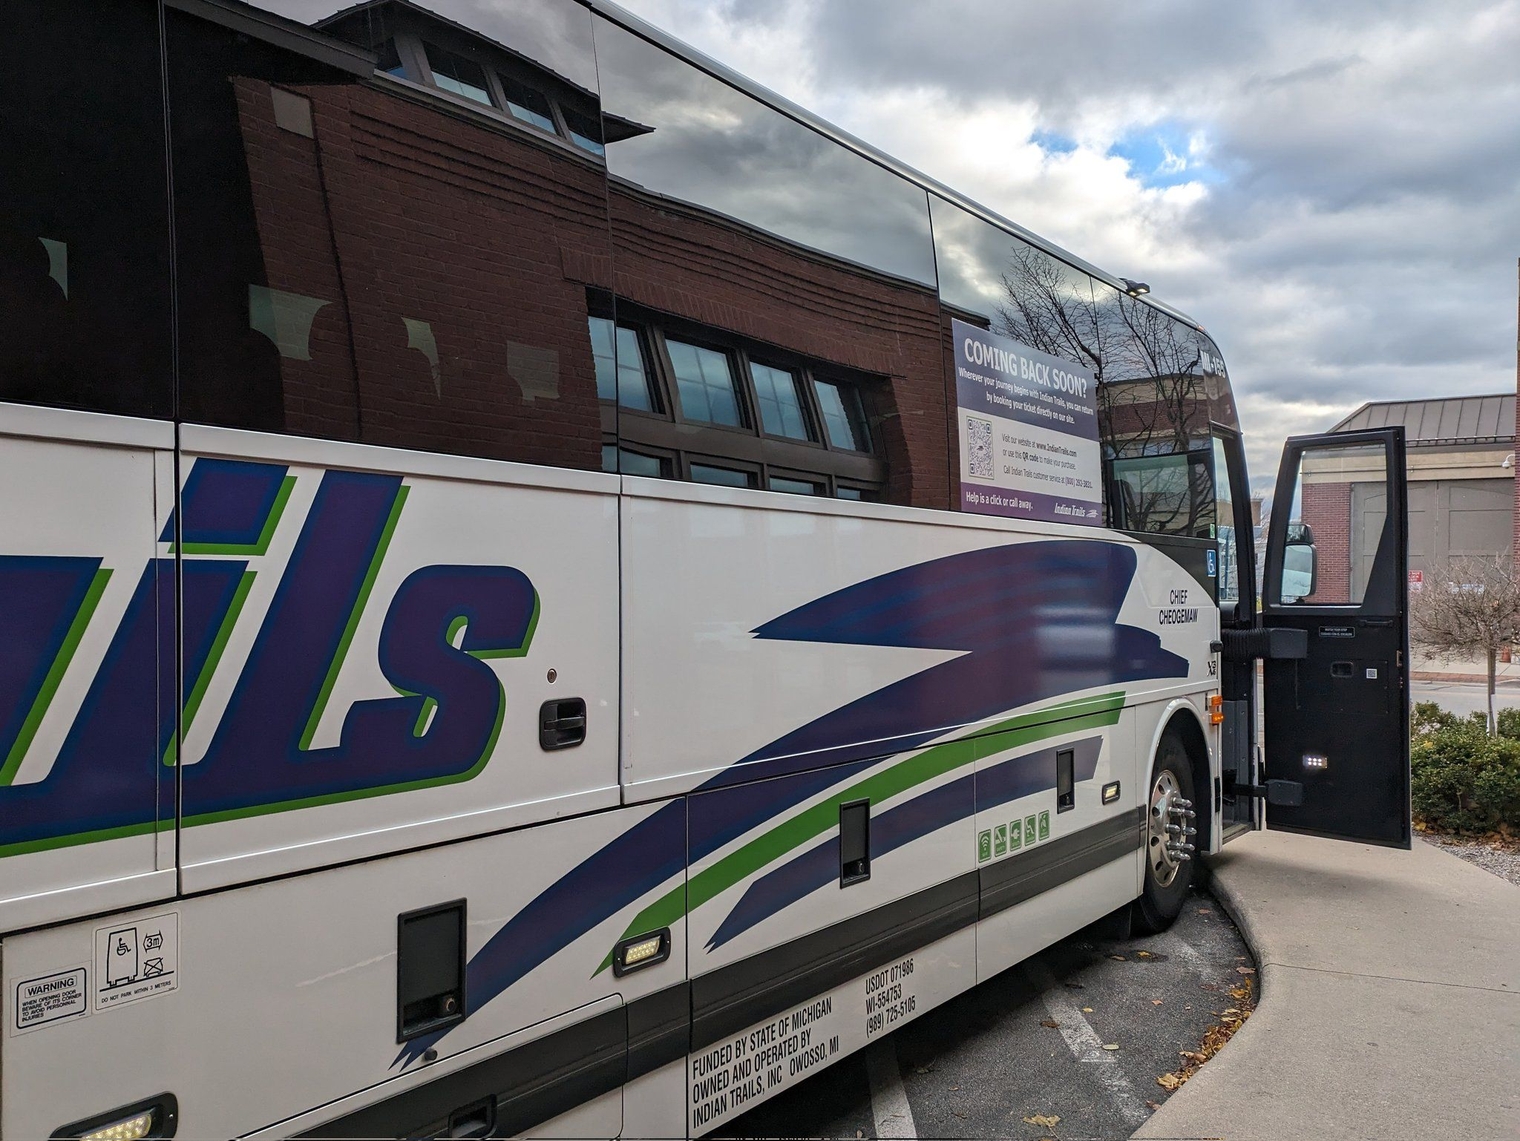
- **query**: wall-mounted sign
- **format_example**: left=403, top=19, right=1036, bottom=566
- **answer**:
left=954, top=319, right=1101, bottom=525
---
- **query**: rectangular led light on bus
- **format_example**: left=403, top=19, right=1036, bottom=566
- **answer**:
left=613, top=928, right=671, bottom=976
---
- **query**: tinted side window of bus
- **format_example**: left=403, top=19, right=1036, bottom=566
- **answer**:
left=1091, top=281, right=1216, bottom=538
left=593, top=16, right=945, bottom=506
left=167, top=0, right=610, bottom=470
left=0, top=0, right=173, bottom=419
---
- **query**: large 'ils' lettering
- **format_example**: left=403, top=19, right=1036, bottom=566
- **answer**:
left=0, top=462, right=538, bottom=853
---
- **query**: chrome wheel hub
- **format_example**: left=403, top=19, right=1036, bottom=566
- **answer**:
left=1148, top=770, right=1196, bottom=888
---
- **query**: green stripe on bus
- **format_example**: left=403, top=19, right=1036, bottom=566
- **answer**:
left=599, top=691, right=1126, bottom=973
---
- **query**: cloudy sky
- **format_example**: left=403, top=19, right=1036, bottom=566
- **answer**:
left=614, top=0, right=1520, bottom=488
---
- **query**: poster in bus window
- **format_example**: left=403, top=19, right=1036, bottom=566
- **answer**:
left=953, top=318, right=1102, bottom=526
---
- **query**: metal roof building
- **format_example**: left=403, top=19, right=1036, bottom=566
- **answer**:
left=1331, top=393, right=1516, bottom=447
left=1330, top=393, right=1516, bottom=577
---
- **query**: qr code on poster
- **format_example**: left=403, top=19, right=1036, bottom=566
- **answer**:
left=966, top=416, right=994, bottom=479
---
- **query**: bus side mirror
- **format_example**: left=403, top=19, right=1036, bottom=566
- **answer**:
left=1281, top=536, right=1317, bottom=601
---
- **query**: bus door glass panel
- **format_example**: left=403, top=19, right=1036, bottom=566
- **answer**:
left=1212, top=430, right=1258, bottom=832
left=1261, top=428, right=1409, bottom=847
left=0, top=0, right=177, bottom=927
left=164, top=0, right=622, bottom=890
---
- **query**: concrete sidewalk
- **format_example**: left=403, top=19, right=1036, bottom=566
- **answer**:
left=1135, top=831, right=1519, bottom=1141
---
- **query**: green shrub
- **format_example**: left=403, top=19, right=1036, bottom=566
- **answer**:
left=1410, top=711, right=1520, bottom=832
left=1497, top=706, right=1520, bottom=741
left=1412, top=701, right=1456, bottom=735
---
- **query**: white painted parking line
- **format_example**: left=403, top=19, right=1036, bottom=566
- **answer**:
left=865, top=1037, right=917, bottom=1139
left=1030, top=961, right=1152, bottom=1128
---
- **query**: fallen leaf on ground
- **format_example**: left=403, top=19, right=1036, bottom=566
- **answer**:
left=1157, top=1072, right=1185, bottom=1092
left=1023, top=1115, right=1060, bottom=1128
left=1151, top=999, right=1164, bottom=1005
left=950, top=1085, right=961, bottom=1091
left=1102, top=1043, right=1120, bottom=1051
left=1081, top=1006, right=1094, bottom=1013
left=914, top=1065, right=934, bottom=1074
left=952, top=1111, right=967, bottom=1119
left=1040, top=1019, right=1060, bottom=1029
left=1196, top=908, right=1212, bottom=915
left=1109, top=954, right=1127, bottom=961
left=1199, top=982, right=1219, bottom=991
left=1237, top=966, right=1256, bottom=975
left=1146, top=1099, right=1163, bottom=1109
left=1135, top=950, right=1153, bottom=958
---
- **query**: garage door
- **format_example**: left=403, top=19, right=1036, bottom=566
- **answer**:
left=1351, top=478, right=1511, bottom=597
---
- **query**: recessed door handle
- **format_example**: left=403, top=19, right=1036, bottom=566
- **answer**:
left=540, top=698, right=587, bottom=750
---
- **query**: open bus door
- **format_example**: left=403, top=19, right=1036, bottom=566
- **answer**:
left=1255, top=426, right=1411, bottom=847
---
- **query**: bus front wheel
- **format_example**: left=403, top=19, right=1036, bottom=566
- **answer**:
left=1135, top=734, right=1197, bottom=934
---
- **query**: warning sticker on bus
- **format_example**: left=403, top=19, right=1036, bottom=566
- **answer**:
left=12, top=967, right=88, bottom=1034
left=93, top=911, right=179, bottom=1011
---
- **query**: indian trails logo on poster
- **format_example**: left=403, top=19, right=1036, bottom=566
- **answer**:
left=953, top=318, right=1101, bottom=525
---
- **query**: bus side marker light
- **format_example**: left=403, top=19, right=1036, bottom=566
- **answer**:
left=1209, top=694, right=1225, bottom=725
left=613, top=929, right=671, bottom=976
left=1102, top=781, right=1121, bottom=804
left=53, top=1094, right=177, bottom=1141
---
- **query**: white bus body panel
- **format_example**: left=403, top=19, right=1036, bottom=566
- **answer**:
left=170, top=428, right=623, bottom=893
left=0, top=406, right=176, bottom=932
left=1, top=803, right=676, bottom=1140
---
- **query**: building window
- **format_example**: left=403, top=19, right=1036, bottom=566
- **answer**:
left=668, top=339, right=744, bottom=427
left=769, top=475, right=820, bottom=495
left=691, top=462, right=755, bottom=488
left=375, top=40, right=407, bottom=79
left=424, top=44, right=493, bottom=107
left=750, top=361, right=814, bottom=441
left=589, top=316, right=656, bottom=411
left=814, top=378, right=870, bottom=452
left=602, top=445, right=670, bottom=478
left=496, top=71, right=557, bottom=134
left=594, top=301, right=886, bottom=499
left=560, top=105, right=605, bottom=156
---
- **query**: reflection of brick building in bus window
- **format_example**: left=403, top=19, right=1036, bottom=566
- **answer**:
left=169, top=0, right=944, bottom=505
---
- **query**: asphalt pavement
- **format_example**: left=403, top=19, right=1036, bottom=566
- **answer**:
left=718, top=888, right=1253, bottom=1139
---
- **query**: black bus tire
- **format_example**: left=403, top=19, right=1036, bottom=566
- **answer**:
left=1134, top=733, right=1196, bottom=934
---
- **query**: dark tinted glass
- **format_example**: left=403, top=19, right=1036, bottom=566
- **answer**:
left=814, top=380, right=870, bottom=452
left=497, top=72, right=556, bottom=132
left=691, top=463, right=754, bottom=488
left=167, top=0, right=611, bottom=470
left=929, top=195, right=1102, bottom=373
left=0, top=0, right=172, bottom=419
left=769, top=476, right=820, bottom=495
left=668, top=340, right=743, bottom=427
left=750, top=363, right=812, bottom=440
left=593, top=16, right=937, bottom=287
left=589, top=318, right=655, bottom=411
left=1089, top=280, right=1217, bottom=534
left=425, top=44, right=493, bottom=106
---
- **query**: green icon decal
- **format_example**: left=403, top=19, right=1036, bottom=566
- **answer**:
left=1025, top=814, right=1037, bottom=846
left=977, top=829, right=992, bottom=863
left=994, top=823, right=1008, bottom=857
left=1038, top=809, right=1051, bottom=841
left=1009, top=817, right=1022, bottom=850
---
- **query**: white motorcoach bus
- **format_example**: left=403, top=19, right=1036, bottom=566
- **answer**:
left=0, top=1, right=1410, bottom=1137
